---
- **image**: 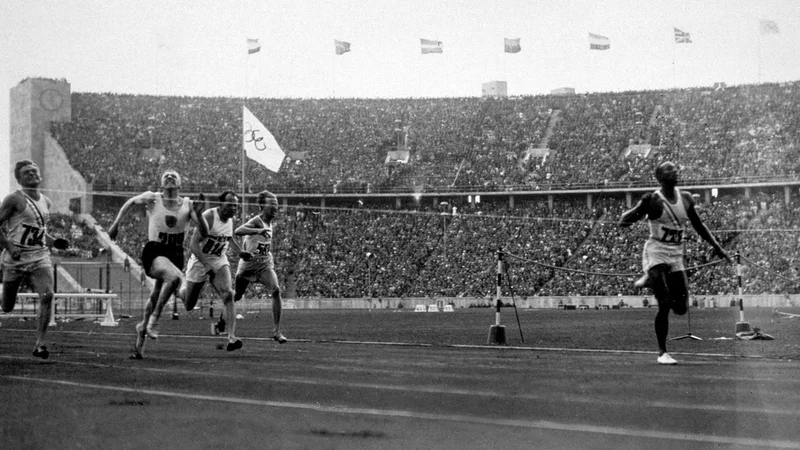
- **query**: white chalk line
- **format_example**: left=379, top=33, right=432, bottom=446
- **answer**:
left=4, top=375, right=800, bottom=449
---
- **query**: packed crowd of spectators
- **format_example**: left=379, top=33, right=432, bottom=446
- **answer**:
left=50, top=81, right=800, bottom=194
left=48, top=80, right=800, bottom=298
left=539, top=191, right=798, bottom=297
left=89, top=189, right=800, bottom=298
left=45, top=213, right=102, bottom=259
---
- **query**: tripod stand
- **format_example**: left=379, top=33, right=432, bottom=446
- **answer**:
left=671, top=300, right=702, bottom=341
left=500, top=252, right=524, bottom=343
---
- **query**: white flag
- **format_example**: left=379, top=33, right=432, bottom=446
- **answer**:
left=242, top=106, right=285, bottom=172
left=247, top=38, right=261, bottom=54
left=589, top=33, right=610, bottom=50
left=421, top=38, right=443, bottom=54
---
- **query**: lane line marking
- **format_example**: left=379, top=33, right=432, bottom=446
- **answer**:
left=0, top=328, right=778, bottom=359
left=4, top=375, right=800, bottom=449
left=2, top=355, right=798, bottom=417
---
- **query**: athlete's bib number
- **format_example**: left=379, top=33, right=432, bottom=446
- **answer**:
left=255, top=242, right=269, bottom=256
left=660, top=228, right=683, bottom=244
left=158, top=231, right=185, bottom=247
left=201, top=236, right=230, bottom=257
left=19, top=224, right=45, bottom=247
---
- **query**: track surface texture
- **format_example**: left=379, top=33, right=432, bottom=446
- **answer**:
left=2, top=307, right=799, bottom=449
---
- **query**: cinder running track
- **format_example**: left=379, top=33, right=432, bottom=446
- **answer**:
left=1, top=309, right=799, bottom=449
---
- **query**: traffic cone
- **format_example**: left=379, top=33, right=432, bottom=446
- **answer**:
left=100, top=301, right=119, bottom=327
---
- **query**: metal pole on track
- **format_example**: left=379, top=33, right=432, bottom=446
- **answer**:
left=734, top=253, right=773, bottom=340
left=503, top=259, right=525, bottom=344
left=487, top=248, right=507, bottom=345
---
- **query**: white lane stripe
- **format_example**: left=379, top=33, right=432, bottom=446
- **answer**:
left=0, top=328, right=773, bottom=360
left=3, top=355, right=800, bottom=417
left=5, top=375, right=800, bottom=449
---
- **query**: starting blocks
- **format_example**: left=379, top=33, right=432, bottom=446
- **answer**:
left=414, top=305, right=426, bottom=312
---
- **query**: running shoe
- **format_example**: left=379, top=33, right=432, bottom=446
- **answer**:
left=657, top=352, right=678, bottom=365
left=273, top=332, right=287, bottom=344
left=226, top=339, right=243, bottom=351
left=145, top=316, right=159, bottom=339
left=32, top=345, right=49, bottom=359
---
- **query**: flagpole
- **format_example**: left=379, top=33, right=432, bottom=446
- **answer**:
left=242, top=43, right=250, bottom=220
left=333, top=51, right=337, bottom=98
left=585, top=44, right=591, bottom=94
left=757, top=27, right=762, bottom=83
left=672, top=37, right=676, bottom=88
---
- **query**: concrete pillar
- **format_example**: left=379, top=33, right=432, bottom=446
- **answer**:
left=395, top=197, right=401, bottom=209
left=547, top=194, right=554, bottom=212
left=586, top=193, right=593, bottom=210
left=508, top=195, right=515, bottom=209
left=744, top=187, right=751, bottom=199
left=704, top=190, right=711, bottom=204
left=785, top=186, right=791, bottom=206
left=625, top=192, right=632, bottom=208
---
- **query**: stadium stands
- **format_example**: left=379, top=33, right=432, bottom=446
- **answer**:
left=51, top=82, right=800, bottom=193
left=46, top=81, right=800, bottom=298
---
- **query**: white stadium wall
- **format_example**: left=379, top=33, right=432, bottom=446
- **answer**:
left=482, top=80, right=507, bottom=97
left=43, top=133, right=89, bottom=214
left=10, top=78, right=87, bottom=214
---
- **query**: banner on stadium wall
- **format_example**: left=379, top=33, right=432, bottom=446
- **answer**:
left=625, top=144, right=652, bottom=158
left=524, top=147, right=549, bottom=160
left=242, top=106, right=285, bottom=172
left=287, top=151, right=308, bottom=161
left=385, top=150, right=410, bottom=164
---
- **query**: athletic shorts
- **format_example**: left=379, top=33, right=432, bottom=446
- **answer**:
left=141, top=241, right=184, bottom=276
left=1, top=249, right=52, bottom=283
left=185, top=254, right=229, bottom=283
left=642, top=239, right=684, bottom=273
left=236, top=252, right=274, bottom=282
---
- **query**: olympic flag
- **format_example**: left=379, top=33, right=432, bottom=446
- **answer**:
left=242, top=106, right=285, bottom=172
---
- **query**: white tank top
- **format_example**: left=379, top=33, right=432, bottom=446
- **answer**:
left=6, top=190, right=49, bottom=251
left=198, top=208, right=233, bottom=257
left=241, top=216, right=273, bottom=256
left=648, top=189, right=688, bottom=245
left=147, top=193, right=192, bottom=247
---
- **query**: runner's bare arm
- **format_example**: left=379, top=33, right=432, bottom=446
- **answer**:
left=619, top=193, right=654, bottom=227
left=108, top=192, right=155, bottom=240
left=0, top=193, right=24, bottom=257
left=189, top=197, right=209, bottom=240
left=234, top=217, right=266, bottom=236
left=685, top=192, right=731, bottom=262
